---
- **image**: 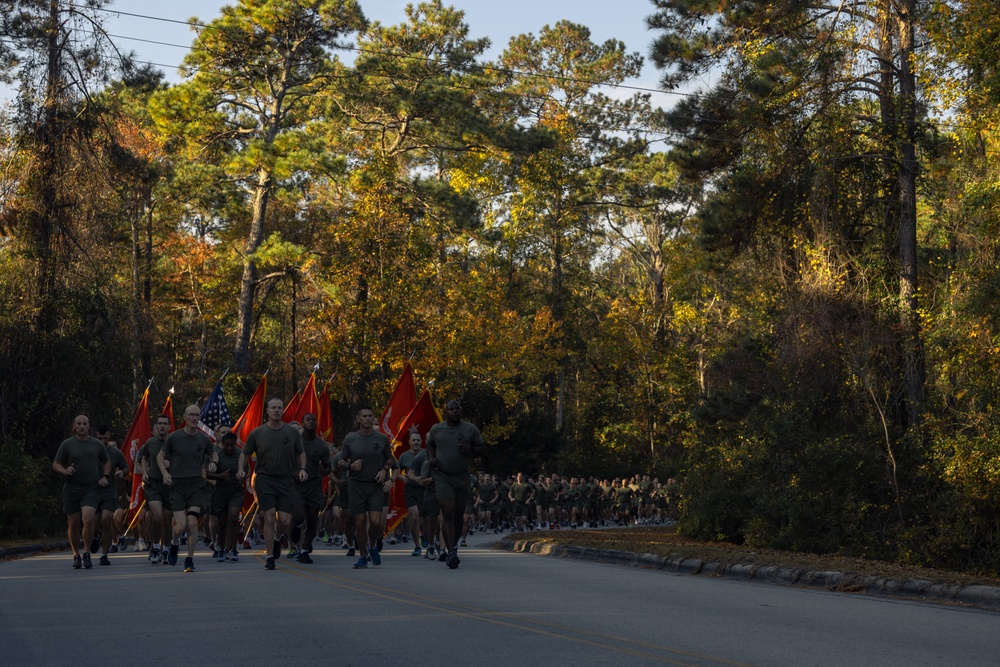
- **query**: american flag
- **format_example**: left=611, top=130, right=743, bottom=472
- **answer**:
left=198, top=379, right=232, bottom=441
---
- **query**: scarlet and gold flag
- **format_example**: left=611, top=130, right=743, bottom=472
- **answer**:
left=121, top=388, right=150, bottom=473
left=282, top=390, right=301, bottom=423
left=386, top=388, right=441, bottom=533
left=293, top=373, right=320, bottom=424
left=125, top=389, right=164, bottom=524
left=378, top=362, right=416, bottom=442
left=317, top=381, right=334, bottom=442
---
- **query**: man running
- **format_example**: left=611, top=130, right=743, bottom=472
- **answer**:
left=209, top=431, right=244, bottom=562
left=93, top=426, right=129, bottom=565
left=53, top=415, right=110, bottom=570
left=397, top=429, right=426, bottom=556
left=290, top=413, right=331, bottom=564
left=426, top=399, right=486, bottom=570
left=338, top=407, right=395, bottom=569
left=238, top=398, right=306, bottom=571
left=158, top=405, right=215, bottom=573
left=139, top=415, right=173, bottom=565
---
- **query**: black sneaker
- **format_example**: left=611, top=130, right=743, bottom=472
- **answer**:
left=72, top=555, right=82, bottom=569
left=264, top=556, right=276, bottom=570
left=118, top=538, right=128, bottom=552
left=167, top=543, right=179, bottom=566
left=89, top=535, right=101, bottom=554
left=184, top=557, right=195, bottom=573
left=108, top=544, right=118, bottom=553
left=346, top=546, right=356, bottom=557
left=437, top=550, right=447, bottom=562
left=99, top=554, right=111, bottom=566
left=446, top=551, right=460, bottom=569
left=82, top=552, right=93, bottom=569
left=296, top=551, right=314, bottom=564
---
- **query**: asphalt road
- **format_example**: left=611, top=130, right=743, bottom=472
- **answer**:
left=2, top=531, right=998, bottom=666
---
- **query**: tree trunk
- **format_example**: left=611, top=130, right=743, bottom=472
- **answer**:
left=233, top=168, right=272, bottom=372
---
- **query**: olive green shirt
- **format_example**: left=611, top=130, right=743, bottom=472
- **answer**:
left=55, top=437, right=109, bottom=486
left=341, top=430, right=394, bottom=483
left=426, top=421, right=485, bottom=475
left=244, top=423, right=304, bottom=476
left=162, top=429, right=213, bottom=479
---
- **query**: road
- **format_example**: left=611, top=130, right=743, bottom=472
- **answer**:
left=1, top=530, right=997, bottom=666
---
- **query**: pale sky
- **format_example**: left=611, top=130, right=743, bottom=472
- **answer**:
left=101, top=0, right=676, bottom=106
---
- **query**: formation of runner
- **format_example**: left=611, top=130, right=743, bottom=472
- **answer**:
left=55, top=398, right=675, bottom=572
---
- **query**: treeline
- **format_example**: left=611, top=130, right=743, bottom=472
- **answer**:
left=1, top=0, right=999, bottom=576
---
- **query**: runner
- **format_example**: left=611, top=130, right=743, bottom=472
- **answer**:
left=289, top=413, right=331, bottom=564
left=238, top=397, right=306, bottom=571
left=52, top=415, right=110, bottom=570
left=138, top=415, right=173, bottom=565
left=397, top=429, right=426, bottom=556
left=425, top=399, right=487, bottom=569
left=158, top=404, right=215, bottom=573
left=338, top=407, right=395, bottom=569
left=93, top=426, right=129, bottom=565
left=208, top=431, right=243, bottom=562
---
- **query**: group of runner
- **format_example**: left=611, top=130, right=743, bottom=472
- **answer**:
left=53, top=397, right=487, bottom=572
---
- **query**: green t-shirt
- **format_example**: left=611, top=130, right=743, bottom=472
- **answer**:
left=162, top=429, right=213, bottom=479
left=139, top=436, right=167, bottom=481
left=426, top=420, right=485, bottom=475
left=55, top=436, right=109, bottom=486
left=215, top=446, right=241, bottom=484
left=510, top=482, right=533, bottom=503
left=244, top=423, right=304, bottom=476
left=398, top=448, right=425, bottom=487
left=341, top=430, right=394, bottom=483
left=614, top=485, right=634, bottom=506
left=479, top=481, right=498, bottom=504
left=107, top=446, right=129, bottom=494
left=301, top=434, right=332, bottom=480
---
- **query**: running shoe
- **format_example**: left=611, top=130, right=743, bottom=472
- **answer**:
left=369, top=547, right=381, bottom=566
left=118, top=538, right=128, bottom=552
left=150, top=548, right=162, bottom=565
left=425, top=546, right=435, bottom=560
left=72, top=555, right=82, bottom=569
left=228, top=549, right=239, bottom=562
left=99, top=554, right=111, bottom=566
left=89, top=534, right=101, bottom=554
left=460, top=538, right=467, bottom=547
left=437, top=550, right=447, bottom=562
left=184, top=557, right=195, bottom=573
left=388, top=536, right=397, bottom=545
left=411, top=547, right=422, bottom=557
left=296, top=551, right=314, bottom=564
left=420, top=537, right=427, bottom=548
left=212, top=549, right=221, bottom=561
left=286, top=547, right=299, bottom=559
left=82, top=553, right=93, bottom=569
left=167, top=543, right=179, bottom=566
left=352, top=556, right=368, bottom=569
left=346, top=546, right=356, bottom=557
left=264, top=556, right=276, bottom=570
left=109, top=544, right=118, bottom=554
left=216, top=549, right=225, bottom=562
left=446, top=551, right=460, bottom=570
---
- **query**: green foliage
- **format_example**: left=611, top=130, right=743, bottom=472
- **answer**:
left=0, top=440, right=61, bottom=538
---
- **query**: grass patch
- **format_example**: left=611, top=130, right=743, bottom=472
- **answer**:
left=508, top=525, right=1000, bottom=589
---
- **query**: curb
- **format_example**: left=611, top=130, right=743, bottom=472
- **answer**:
left=0, top=542, right=70, bottom=559
left=498, top=537, right=1000, bottom=611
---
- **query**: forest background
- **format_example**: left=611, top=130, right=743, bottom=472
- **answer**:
left=2, top=0, right=999, bottom=577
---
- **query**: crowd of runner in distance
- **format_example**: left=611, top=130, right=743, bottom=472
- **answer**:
left=53, top=399, right=678, bottom=573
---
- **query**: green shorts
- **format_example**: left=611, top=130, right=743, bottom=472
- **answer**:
left=348, top=480, right=384, bottom=516
left=336, top=480, right=350, bottom=511
left=63, top=484, right=100, bottom=515
left=143, top=479, right=173, bottom=511
left=404, top=484, right=423, bottom=510
left=420, top=486, right=439, bottom=517
left=513, top=502, right=530, bottom=517
left=254, top=473, right=296, bottom=514
left=212, top=482, right=244, bottom=516
left=169, top=477, right=205, bottom=512
left=433, top=470, right=471, bottom=509
left=97, top=484, right=119, bottom=513
left=295, top=478, right=326, bottom=510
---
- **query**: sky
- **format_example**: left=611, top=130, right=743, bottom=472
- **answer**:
left=90, top=0, right=678, bottom=108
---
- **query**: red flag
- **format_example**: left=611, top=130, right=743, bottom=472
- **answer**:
left=317, top=381, right=334, bottom=442
left=391, top=388, right=442, bottom=456
left=293, top=373, right=320, bottom=424
left=386, top=388, right=441, bottom=533
left=378, top=362, right=416, bottom=441
left=162, top=392, right=176, bottom=433
left=121, top=388, right=151, bottom=473
left=282, top=390, right=301, bottom=423
left=232, top=375, right=267, bottom=446
left=231, top=375, right=268, bottom=514
left=125, top=390, right=162, bottom=525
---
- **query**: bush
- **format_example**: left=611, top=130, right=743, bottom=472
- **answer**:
left=0, top=440, right=62, bottom=538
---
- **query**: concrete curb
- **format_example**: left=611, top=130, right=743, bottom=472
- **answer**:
left=0, top=542, right=70, bottom=559
left=498, top=537, right=1000, bottom=611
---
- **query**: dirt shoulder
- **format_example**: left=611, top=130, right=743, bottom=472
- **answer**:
left=498, top=525, right=1000, bottom=610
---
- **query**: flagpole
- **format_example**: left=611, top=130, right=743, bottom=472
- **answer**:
left=240, top=501, right=260, bottom=545
left=124, top=500, right=147, bottom=536
left=219, top=367, right=230, bottom=382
